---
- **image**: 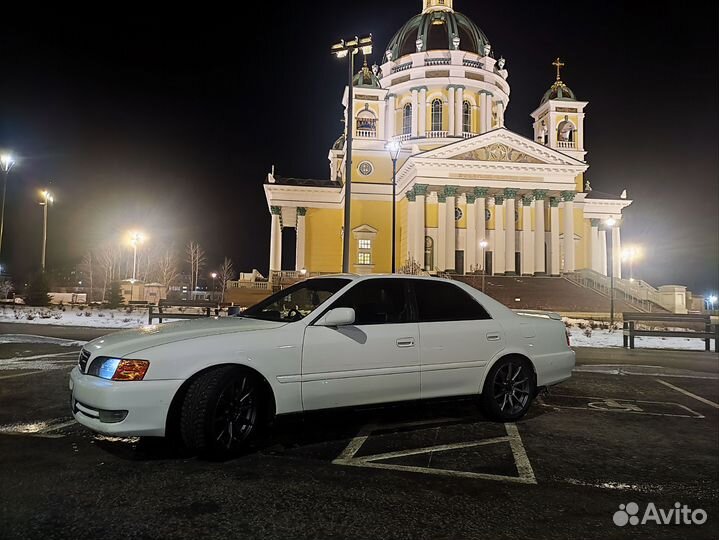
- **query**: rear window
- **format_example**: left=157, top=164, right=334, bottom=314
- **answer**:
left=413, top=280, right=491, bottom=322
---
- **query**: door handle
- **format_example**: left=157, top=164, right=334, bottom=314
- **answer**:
left=486, top=333, right=501, bottom=341
left=396, top=338, right=415, bottom=348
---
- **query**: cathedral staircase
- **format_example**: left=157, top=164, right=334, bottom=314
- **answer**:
left=453, top=273, right=667, bottom=315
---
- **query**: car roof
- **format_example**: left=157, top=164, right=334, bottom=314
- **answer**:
left=309, top=274, right=449, bottom=282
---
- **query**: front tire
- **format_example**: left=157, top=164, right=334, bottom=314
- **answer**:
left=481, top=356, right=536, bottom=422
left=180, top=366, right=262, bottom=458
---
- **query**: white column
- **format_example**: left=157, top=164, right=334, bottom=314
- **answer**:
left=479, top=92, right=487, bottom=133
left=448, top=87, right=455, bottom=136
left=590, top=219, right=600, bottom=273
left=521, top=196, right=534, bottom=275
left=475, top=189, right=488, bottom=270
left=455, top=87, right=464, bottom=136
left=418, top=88, right=427, bottom=137
left=599, top=229, right=608, bottom=276
left=411, top=89, right=419, bottom=137
left=269, top=207, right=282, bottom=273
left=504, top=189, right=517, bottom=274
left=533, top=190, right=547, bottom=273
left=549, top=199, right=560, bottom=276
left=612, top=225, right=622, bottom=279
left=386, top=94, right=396, bottom=140
left=437, top=193, right=447, bottom=271
left=562, top=192, right=576, bottom=273
left=466, top=196, right=476, bottom=272
left=295, top=209, right=306, bottom=271
left=415, top=185, right=427, bottom=268
left=407, top=194, right=416, bottom=265
left=445, top=187, right=457, bottom=271
left=493, top=197, right=505, bottom=275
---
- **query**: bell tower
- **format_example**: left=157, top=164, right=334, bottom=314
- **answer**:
left=531, top=57, right=588, bottom=162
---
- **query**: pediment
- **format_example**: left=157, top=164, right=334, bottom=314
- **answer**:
left=449, top=143, right=545, bottom=164
left=416, top=128, right=584, bottom=167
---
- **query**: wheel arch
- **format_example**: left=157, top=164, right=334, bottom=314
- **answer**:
left=165, top=363, right=277, bottom=438
left=478, top=351, right=538, bottom=396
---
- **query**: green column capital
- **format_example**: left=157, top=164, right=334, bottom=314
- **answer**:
left=414, top=184, right=429, bottom=196
left=296, top=207, right=307, bottom=217
left=521, top=195, right=534, bottom=206
left=474, top=187, right=489, bottom=198
left=406, top=189, right=417, bottom=202
left=270, top=206, right=282, bottom=216
left=443, top=185, right=459, bottom=198
left=590, top=218, right=601, bottom=227
left=549, top=197, right=560, bottom=208
left=561, top=190, right=576, bottom=202
left=532, top=189, right=549, bottom=200
left=494, top=195, right=505, bottom=206
left=466, top=193, right=477, bottom=204
left=503, top=188, right=519, bottom=200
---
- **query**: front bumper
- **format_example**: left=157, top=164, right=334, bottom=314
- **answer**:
left=69, top=367, right=184, bottom=437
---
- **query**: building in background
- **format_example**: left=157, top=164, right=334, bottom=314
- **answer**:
left=264, top=0, right=630, bottom=280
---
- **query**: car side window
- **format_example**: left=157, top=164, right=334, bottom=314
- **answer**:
left=413, top=280, right=491, bottom=322
left=329, top=279, right=411, bottom=325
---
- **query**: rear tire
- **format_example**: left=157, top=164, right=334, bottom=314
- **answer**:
left=180, top=366, right=262, bottom=458
left=481, top=356, right=536, bottom=422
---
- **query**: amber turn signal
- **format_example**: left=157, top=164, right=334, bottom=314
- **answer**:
left=112, top=360, right=150, bottom=381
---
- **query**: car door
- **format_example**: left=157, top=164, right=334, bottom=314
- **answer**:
left=301, top=278, right=420, bottom=411
left=412, top=279, right=506, bottom=399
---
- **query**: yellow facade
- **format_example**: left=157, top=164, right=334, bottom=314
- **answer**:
left=305, top=208, right=342, bottom=273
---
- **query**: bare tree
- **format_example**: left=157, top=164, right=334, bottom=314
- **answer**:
left=186, top=242, right=206, bottom=297
left=79, top=252, right=94, bottom=302
left=217, top=257, right=235, bottom=303
left=156, top=249, right=181, bottom=290
left=0, top=278, right=13, bottom=299
left=97, top=244, right=121, bottom=302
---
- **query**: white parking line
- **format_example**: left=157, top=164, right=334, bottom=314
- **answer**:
left=655, top=379, right=719, bottom=409
left=333, top=421, right=537, bottom=484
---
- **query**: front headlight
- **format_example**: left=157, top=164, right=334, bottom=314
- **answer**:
left=87, top=357, right=150, bottom=381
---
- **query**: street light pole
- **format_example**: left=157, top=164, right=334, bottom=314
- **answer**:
left=386, top=141, right=402, bottom=273
left=480, top=240, right=488, bottom=293
left=332, top=35, right=373, bottom=274
left=0, top=154, right=15, bottom=260
left=40, top=190, right=54, bottom=271
left=211, top=272, right=218, bottom=303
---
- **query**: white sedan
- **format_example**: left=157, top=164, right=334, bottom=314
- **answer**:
left=69, top=275, right=574, bottom=456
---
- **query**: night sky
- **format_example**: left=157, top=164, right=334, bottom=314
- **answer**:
left=0, top=1, right=717, bottom=293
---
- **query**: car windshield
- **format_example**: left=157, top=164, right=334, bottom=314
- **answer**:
left=242, top=278, right=351, bottom=322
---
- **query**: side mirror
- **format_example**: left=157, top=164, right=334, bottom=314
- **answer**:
left=315, top=307, right=355, bottom=327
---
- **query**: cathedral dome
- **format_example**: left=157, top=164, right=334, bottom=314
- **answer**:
left=385, top=1, right=491, bottom=61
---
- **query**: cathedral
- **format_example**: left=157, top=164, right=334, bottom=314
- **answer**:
left=263, top=0, right=631, bottom=279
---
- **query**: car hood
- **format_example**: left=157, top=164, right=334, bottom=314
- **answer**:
left=83, top=317, right=286, bottom=358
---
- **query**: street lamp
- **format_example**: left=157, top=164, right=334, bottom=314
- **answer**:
left=331, top=34, right=373, bottom=273
left=128, top=231, right=145, bottom=282
left=604, top=218, right=617, bottom=325
left=622, top=246, right=642, bottom=282
left=479, top=240, right=488, bottom=293
left=386, top=140, right=402, bottom=273
left=39, top=190, right=54, bottom=271
left=708, top=295, right=717, bottom=312
left=211, top=272, right=218, bottom=303
left=0, top=153, right=16, bottom=260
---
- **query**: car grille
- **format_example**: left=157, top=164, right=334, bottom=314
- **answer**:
left=78, top=349, right=91, bottom=373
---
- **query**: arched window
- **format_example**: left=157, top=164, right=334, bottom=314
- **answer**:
left=402, top=103, right=412, bottom=136
left=424, top=236, right=434, bottom=270
left=431, top=99, right=443, bottom=132
left=356, top=108, right=377, bottom=138
left=462, top=100, right=472, bottom=134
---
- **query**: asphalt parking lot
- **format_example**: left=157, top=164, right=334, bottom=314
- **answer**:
left=0, top=333, right=717, bottom=539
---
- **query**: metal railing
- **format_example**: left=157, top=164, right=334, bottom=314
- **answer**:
left=565, top=269, right=666, bottom=313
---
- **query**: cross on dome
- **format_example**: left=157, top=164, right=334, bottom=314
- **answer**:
left=552, top=57, right=565, bottom=81
left=423, top=0, right=454, bottom=13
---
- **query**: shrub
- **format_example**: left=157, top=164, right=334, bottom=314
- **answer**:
left=25, top=273, right=51, bottom=307
left=583, top=327, right=592, bottom=338
left=107, top=282, right=124, bottom=309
